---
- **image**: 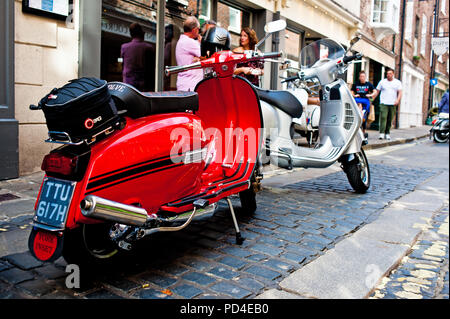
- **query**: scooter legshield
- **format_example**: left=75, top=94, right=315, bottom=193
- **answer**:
left=194, top=75, right=264, bottom=193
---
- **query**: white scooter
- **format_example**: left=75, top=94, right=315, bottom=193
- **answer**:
left=257, top=37, right=371, bottom=193
left=282, top=75, right=321, bottom=146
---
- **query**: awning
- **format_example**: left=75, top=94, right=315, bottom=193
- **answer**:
left=353, top=38, right=396, bottom=69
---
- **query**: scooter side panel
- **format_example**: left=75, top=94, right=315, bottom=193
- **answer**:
left=65, top=114, right=206, bottom=228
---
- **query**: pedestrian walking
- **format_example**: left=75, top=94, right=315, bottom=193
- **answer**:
left=121, top=23, right=156, bottom=92
left=351, top=71, right=377, bottom=136
left=373, top=69, right=403, bottom=140
left=438, top=89, right=449, bottom=116
left=175, top=16, right=203, bottom=92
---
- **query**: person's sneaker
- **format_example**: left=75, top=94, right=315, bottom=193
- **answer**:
left=379, top=134, right=385, bottom=140
left=385, top=134, right=391, bottom=140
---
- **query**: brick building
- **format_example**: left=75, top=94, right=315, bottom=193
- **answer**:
left=351, top=0, right=449, bottom=129
left=431, top=0, right=449, bottom=111
left=1, top=0, right=449, bottom=180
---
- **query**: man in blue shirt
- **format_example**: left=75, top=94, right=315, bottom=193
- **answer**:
left=351, top=71, right=377, bottom=135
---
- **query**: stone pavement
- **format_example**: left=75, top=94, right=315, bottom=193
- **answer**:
left=257, top=167, right=448, bottom=299
left=364, top=126, right=430, bottom=150
left=0, top=173, right=43, bottom=257
left=0, top=163, right=442, bottom=299
left=370, top=204, right=449, bottom=299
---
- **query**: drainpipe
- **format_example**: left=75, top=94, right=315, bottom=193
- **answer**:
left=270, top=11, right=281, bottom=90
left=396, top=0, right=407, bottom=129
left=155, top=0, right=165, bottom=92
left=428, top=0, right=440, bottom=112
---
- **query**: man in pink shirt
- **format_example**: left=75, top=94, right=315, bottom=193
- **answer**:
left=176, top=17, right=204, bottom=92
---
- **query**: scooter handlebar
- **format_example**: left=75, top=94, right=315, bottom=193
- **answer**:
left=165, top=51, right=282, bottom=76
left=257, top=52, right=283, bottom=59
left=343, top=53, right=363, bottom=64
left=281, top=75, right=299, bottom=83
left=165, top=62, right=202, bottom=76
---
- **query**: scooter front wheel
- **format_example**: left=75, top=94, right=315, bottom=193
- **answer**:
left=344, top=150, right=371, bottom=194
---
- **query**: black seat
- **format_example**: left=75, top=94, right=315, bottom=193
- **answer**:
left=108, top=82, right=199, bottom=119
left=255, top=87, right=302, bottom=118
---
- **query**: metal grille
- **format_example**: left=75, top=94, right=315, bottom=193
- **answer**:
left=343, top=103, right=354, bottom=130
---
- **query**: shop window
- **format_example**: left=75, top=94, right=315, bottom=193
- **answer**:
left=217, top=2, right=251, bottom=48
left=228, top=7, right=242, bottom=33
left=199, top=0, right=211, bottom=23
left=284, top=29, right=301, bottom=67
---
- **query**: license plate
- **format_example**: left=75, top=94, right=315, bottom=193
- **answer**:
left=34, top=178, right=76, bottom=229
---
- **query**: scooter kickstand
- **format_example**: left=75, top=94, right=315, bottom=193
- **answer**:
left=226, top=198, right=245, bottom=245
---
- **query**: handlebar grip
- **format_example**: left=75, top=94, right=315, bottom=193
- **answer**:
left=281, top=75, right=298, bottom=83
left=343, top=53, right=363, bottom=64
left=260, top=52, right=283, bottom=59
left=165, top=62, right=202, bottom=76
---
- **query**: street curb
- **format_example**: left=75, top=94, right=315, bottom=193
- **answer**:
left=257, top=170, right=449, bottom=299
left=363, top=134, right=429, bottom=151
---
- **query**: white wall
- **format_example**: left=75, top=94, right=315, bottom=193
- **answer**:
left=333, top=0, right=361, bottom=17
left=15, top=0, right=80, bottom=175
left=399, top=64, right=425, bottom=128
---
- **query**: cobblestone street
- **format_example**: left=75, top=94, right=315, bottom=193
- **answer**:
left=0, top=138, right=448, bottom=299
left=371, top=205, right=449, bottom=299
left=0, top=139, right=448, bottom=299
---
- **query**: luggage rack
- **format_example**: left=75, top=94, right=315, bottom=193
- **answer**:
left=45, top=125, right=118, bottom=146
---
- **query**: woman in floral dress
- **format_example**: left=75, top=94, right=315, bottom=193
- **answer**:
left=233, top=27, right=264, bottom=87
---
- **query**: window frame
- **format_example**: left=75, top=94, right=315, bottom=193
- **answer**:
left=370, top=0, right=401, bottom=33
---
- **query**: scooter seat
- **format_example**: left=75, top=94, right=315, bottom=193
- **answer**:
left=255, top=87, right=303, bottom=118
left=108, top=82, right=199, bottom=119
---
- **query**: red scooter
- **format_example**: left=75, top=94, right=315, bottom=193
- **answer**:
left=28, top=23, right=285, bottom=265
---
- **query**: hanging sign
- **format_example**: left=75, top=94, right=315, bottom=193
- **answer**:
left=431, top=37, right=449, bottom=56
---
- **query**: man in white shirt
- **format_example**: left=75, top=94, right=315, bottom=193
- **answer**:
left=373, top=69, right=403, bottom=140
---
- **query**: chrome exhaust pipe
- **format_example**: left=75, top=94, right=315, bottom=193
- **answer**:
left=81, top=195, right=151, bottom=227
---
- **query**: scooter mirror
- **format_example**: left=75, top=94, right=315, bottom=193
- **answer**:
left=350, top=36, right=361, bottom=46
left=255, top=20, right=287, bottom=52
left=264, top=20, right=287, bottom=33
left=279, top=60, right=291, bottom=70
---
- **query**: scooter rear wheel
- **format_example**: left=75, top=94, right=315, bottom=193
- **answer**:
left=344, top=150, right=371, bottom=194
left=62, top=223, right=122, bottom=267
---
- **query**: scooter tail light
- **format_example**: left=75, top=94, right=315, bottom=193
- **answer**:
left=41, top=153, right=78, bottom=176
left=432, top=119, right=437, bottom=125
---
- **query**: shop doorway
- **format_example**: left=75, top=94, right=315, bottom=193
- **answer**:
left=368, top=60, right=383, bottom=131
left=101, top=31, right=129, bottom=83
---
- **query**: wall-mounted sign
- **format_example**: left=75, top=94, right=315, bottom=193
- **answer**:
left=430, top=78, right=438, bottom=86
left=431, top=37, right=449, bottom=56
left=101, top=17, right=157, bottom=44
left=22, top=0, right=72, bottom=21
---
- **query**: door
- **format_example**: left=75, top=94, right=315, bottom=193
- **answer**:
left=368, top=60, right=383, bottom=131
